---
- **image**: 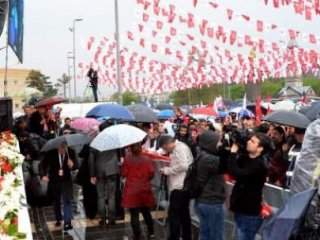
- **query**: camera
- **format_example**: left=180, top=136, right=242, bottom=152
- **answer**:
left=221, top=125, right=252, bottom=153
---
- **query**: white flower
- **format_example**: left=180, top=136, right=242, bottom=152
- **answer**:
left=0, top=234, right=14, bottom=240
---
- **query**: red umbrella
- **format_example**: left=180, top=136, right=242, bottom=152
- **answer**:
left=35, top=97, right=66, bottom=108
left=191, top=106, right=218, bottom=117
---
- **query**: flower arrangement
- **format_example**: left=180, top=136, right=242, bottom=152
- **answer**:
left=0, top=131, right=26, bottom=239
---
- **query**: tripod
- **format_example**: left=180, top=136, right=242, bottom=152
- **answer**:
left=83, top=81, right=103, bottom=102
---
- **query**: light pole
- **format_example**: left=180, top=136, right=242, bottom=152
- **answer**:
left=69, top=18, right=83, bottom=102
left=67, top=52, right=73, bottom=100
left=114, top=0, right=122, bottom=104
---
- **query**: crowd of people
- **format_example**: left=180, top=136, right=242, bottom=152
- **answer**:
left=13, top=104, right=315, bottom=240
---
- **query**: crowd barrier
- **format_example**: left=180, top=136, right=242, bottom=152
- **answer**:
left=152, top=169, right=292, bottom=238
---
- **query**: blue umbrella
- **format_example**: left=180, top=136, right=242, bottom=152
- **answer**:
left=157, top=109, right=175, bottom=119
left=263, top=188, right=317, bottom=240
left=218, top=110, right=229, bottom=118
left=86, top=103, right=135, bottom=120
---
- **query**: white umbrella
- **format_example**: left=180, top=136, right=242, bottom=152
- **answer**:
left=90, top=124, right=147, bottom=151
left=14, top=87, right=43, bottom=98
left=273, top=100, right=295, bottom=111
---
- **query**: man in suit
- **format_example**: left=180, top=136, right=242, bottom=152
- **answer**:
left=40, top=142, right=77, bottom=231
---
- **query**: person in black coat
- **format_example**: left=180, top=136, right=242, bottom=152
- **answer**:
left=77, top=144, right=98, bottom=219
left=29, top=106, right=47, bottom=137
left=39, top=143, right=77, bottom=231
left=228, top=133, right=271, bottom=240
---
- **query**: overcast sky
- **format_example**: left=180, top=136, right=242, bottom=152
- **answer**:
left=1, top=0, right=319, bottom=98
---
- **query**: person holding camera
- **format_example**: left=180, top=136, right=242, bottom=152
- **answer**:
left=228, top=133, right=271, bottom=240
left=87, top=68, right=98, bottom=102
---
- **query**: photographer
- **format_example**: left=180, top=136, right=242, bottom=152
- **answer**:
left=228, top=133, right=271, bottom=240
left=87, top=68, right=98, bottom=102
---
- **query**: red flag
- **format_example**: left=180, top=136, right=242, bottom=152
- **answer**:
left=226, top=9, right=233, bottom=20
left=209, top=1, right=219, bottom=8
left=294, top=2, right=303, bottom=14
left=154, top=0, right=160, bottom=6
left=156, top=20, right=163, bottom=30
left=170, top=27, right=177, bottom=36
left=245, top=35, right=252, bottom=45
left=273, top=0, right=279, bottom=8
left=168, top=13, right=176, bottom=23
left=165, top=48, right=172, bottom=55
left=143, top=1, right=151, bottom=10
left=128, top=31, right=135, bottom=41
left=309, top=34, right=317, bottom=44
left=143, top=13, right=149, bottom=22
left=255, top=97, right=263, bottom=126
left=257, top=20, right=264, bottom=32
left=152, top=30, right=157, bottom=37
left=138, top=24, right=144, bottom=32
left=259, top=39, right=265, bottom=53
left=139, top=38, right=145, bottom=47
left=316, top=0, right=320, bottom=14
left=165, top=36, right=171, bottom=44
left=271, top=24, right=278, bottom=29
left=153, top=5, right=160, bottom=15
left=186, top=34, right=195, bottom=40
left=207, top=27, right=214, bottom=38
left=193, top=0, right=198, bottom=7
left=305, top=6, right=312, bottom=20
left=242, top=15, right=250, bottom=21
left=187, top=13, right=195, bottom=28
left=301, top=91, right=308, bottom=104
left=230, top=31, right=237, bottom=45
left=264, top=0, right=269, bottom=4
left=288, top=29, right=296, bottom=40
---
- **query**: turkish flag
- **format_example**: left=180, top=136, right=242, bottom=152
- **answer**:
left=309, top=34, right=317, bottom=44
left=209, top=2, right=219, bottom=8
left=127, top=31, right=134, bottom=40
left=294, top=2, right=303, bottom=14
left=227, top=9, right=233, bottom=20
left=165, top=36, right=171, bottom=44
left=156, top=20, right=163, bottom=30
left=168, top=13, right=176, bottom=23
left=273, top=0, right=279, bottom=8
left=153, top=6, right=160, bottom=15
left=186, top=34, right=195, bottom=40
left=259, top=39, right=265, bottom=53
left=193, top=0, right=198, bottom=7
left=139, top=38, right=145, bottom=47
left=257, top=20, right=264, bottom=32
left=143, top=13, right=149, bottom=22
left=242, top=15, right=250, bottom=21
left=207, top=27, right=214, bottom=38
left=170, top=27, right=177, bottom=36
left=138, top=24, right=144, bottom=32
left=288, top=29, right=296, bottom=40
left=230, top=31, right=237, bottom=45
left=255, top=96, right=263, bottom=126
left=305, top=6, right=312, bottom=20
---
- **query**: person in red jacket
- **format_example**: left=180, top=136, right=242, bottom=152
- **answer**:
left=122, top=142, right=155, bottom=240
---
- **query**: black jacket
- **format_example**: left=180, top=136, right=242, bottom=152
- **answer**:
left=228, top=153, right=268, bottom=216
left=196, top=149, right=226, bottom=204
left=39, top=148, right=77, bottom=183
left=196, top=131, right=226, bottom=204
left=30, top=111, right=44, bottom=136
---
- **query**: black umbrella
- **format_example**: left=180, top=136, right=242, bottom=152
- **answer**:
left=155, top=104, right=174, bottom=110
left=247, top=103, right=268, bottom=115
left=126, top=104, right=158, bottom=123
left=299, top=101, right=320, bottom=122
left=265, top=110, right=311, bottom=129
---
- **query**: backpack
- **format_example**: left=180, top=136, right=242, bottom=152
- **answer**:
left=183, top=155, right=209, bottom=199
